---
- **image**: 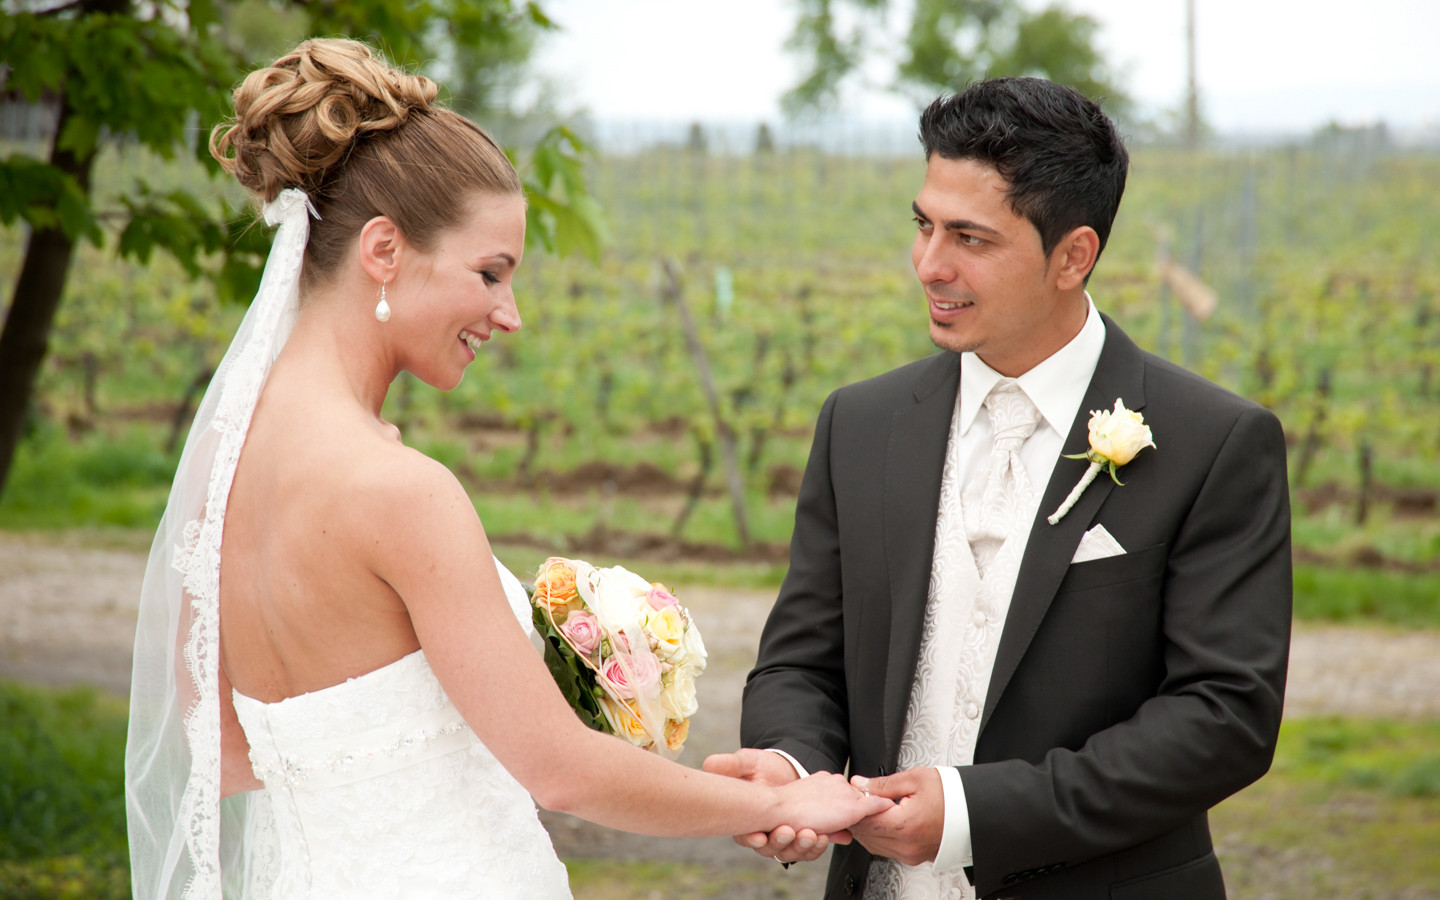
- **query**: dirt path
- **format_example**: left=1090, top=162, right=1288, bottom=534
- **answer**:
left=3, top=529, right=1438, bottom=890
left=5, top=530, right=1438, bottom=717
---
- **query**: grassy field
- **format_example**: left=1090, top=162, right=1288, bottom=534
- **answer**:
left=4, top=681, right=1436, bottom=899
left=4, top=141, right=1438, bottom=574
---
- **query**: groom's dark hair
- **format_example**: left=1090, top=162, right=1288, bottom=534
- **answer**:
left=919, top=77, right=1129, bottom=266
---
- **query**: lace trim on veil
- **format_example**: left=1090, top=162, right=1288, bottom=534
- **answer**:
left=168, top=189, right=315, bottom=898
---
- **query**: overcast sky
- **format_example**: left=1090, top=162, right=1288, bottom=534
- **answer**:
left=532, top=0, right=1440, bottom=135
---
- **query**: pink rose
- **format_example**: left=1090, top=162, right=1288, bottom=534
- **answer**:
left=647, top=586, right=680, bottom=611
left=560, top=610, right=602, bottom=657
left=600, top=650, right=662, bottom=700
left=609, top=629, right=631, bottom=653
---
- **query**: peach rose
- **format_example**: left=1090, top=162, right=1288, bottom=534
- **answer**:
left=533, top=558, right=581, bottom=621
left=664, top=717, right=690, bottom=752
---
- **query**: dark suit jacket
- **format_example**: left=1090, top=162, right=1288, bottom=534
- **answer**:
left=741, top=316, right=1292, bottom=899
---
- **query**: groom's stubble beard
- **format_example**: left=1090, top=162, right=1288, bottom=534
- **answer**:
left=923, top=283, right=984, bottom=355
left=929, top=311, right=986, bottom=355
left=931, top=321, right=985, bottom=355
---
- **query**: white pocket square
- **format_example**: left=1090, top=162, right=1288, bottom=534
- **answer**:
left=1071, top=523, right=1126, bottom=564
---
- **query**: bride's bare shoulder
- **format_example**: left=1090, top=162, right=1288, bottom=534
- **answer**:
left=341, top=435, right=480, bottom=534
left=338, top=437, right=494, bottom=592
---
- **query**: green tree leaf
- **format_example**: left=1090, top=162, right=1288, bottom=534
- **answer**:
left=0, top=0, right=597, bottom=498
left=782, top=0, right=1129, bottom=114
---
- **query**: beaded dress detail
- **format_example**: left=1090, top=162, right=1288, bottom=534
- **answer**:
left=230, top=566, right=571, bottom=900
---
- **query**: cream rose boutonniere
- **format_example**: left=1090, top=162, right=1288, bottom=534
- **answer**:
left=1047, top=399, right=1156, bottom=525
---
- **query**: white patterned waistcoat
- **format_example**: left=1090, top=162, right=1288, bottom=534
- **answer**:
left=865, top=382, right=1043, bottom=900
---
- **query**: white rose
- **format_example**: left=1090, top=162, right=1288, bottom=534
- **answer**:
left=660, top=667, right=699, bottom=720
left=1087, top=399, right=1155, bottom=465
left=608, top=565, right=655, bottom=598
left=679, top=618, right=708, bottom=674
left=584, top=567, right=648, bottom=628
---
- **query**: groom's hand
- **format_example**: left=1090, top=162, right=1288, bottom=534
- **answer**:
left=703, top=749, right=834, bottom=864
left=848, top=769, right=944, bottom=867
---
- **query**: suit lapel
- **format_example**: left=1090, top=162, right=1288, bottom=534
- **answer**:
left=880, top=352, right=960, bottom=762
left=980, top=316, right=1149, bottom=733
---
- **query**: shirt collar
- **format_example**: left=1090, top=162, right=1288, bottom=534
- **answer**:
left=958, top=294, right=1107, bottom=437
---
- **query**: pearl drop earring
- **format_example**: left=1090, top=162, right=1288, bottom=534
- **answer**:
left=375, top=282, right=391, bottom=323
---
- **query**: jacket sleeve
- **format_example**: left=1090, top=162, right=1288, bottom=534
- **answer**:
left=962, top=404, right=1293, bottom=897
left=740, top=391, right=852, bottom=776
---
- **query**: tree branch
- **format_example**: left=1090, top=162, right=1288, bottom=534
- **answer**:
left=31, top=0, right=88, bottom=17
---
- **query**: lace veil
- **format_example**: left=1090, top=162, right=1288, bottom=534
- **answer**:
left=126, top=188, right=316, bottom=899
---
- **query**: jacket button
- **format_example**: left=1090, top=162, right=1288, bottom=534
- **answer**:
left=844, top=875, right=857, bottom=895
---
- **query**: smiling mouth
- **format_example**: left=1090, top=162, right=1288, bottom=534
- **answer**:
left=931, top=298, right=974, bottom=312
left=461, top=331, right=486, bottom=352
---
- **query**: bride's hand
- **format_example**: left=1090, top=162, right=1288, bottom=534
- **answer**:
left=775, top=771, right=894, bottom=838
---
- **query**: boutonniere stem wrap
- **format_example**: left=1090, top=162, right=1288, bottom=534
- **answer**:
left=1047, top=398, right=1155, bottom=525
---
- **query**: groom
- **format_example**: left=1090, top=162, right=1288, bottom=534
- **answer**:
left=705, top=78, right=1292, bottom=899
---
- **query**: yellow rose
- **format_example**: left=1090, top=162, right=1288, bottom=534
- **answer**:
left=601, top=697, right=653, bottom=747
left=664, top=717, right=690, bottom=753
left=1087, top=399, right=1155, bottom=465
left=646, top=605, right=686, bottom=657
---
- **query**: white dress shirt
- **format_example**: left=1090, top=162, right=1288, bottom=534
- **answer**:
left=932, top=296, right=1106, bottom=872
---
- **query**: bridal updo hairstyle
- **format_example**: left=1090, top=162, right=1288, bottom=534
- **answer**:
left=210, top=38, right=522, bottom=289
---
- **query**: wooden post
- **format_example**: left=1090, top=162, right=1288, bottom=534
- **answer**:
left=660, top=259, right=751, bottom=549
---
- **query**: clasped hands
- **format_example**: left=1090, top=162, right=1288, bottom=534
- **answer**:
left=702, top=749, right=943, bottom=867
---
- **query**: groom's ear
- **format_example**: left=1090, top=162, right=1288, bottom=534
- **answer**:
left=357, top=215, right=404, bottom=285
left=1051, top=225, right=1100, bottom=291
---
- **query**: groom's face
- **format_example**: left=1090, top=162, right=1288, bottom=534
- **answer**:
left=911, top=156, right=1083, bottom=377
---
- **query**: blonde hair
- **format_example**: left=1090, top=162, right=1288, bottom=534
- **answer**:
left=210, top=38, right=522, bottom=286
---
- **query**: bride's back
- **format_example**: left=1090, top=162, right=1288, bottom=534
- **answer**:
left=218, top=363, right=421, bottom=703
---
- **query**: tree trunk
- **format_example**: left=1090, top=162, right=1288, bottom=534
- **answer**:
left=0, top=98, right=98, bottom=497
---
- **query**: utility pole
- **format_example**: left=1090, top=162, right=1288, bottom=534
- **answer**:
left=1185, top=0, right=1200, bottom=150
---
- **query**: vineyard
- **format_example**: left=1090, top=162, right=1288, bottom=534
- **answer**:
left=2, top=129, right=1438, bottom=593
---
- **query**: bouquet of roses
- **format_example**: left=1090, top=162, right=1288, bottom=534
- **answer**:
left=531, top=557, right=707, bottom=758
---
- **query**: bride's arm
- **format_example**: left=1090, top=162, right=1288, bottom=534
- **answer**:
left=364, top=454, right=889, bottom=839
left=219, top=665, right=264, bottom=797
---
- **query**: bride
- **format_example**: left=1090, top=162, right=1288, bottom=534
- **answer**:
left=124, top=38, right=889, bottom=899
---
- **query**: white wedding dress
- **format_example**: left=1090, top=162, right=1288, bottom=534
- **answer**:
left=228, top=562, right=572, bottom=899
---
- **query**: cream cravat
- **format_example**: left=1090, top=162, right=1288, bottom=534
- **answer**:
left=963, top=379, right=1042, bottom=580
